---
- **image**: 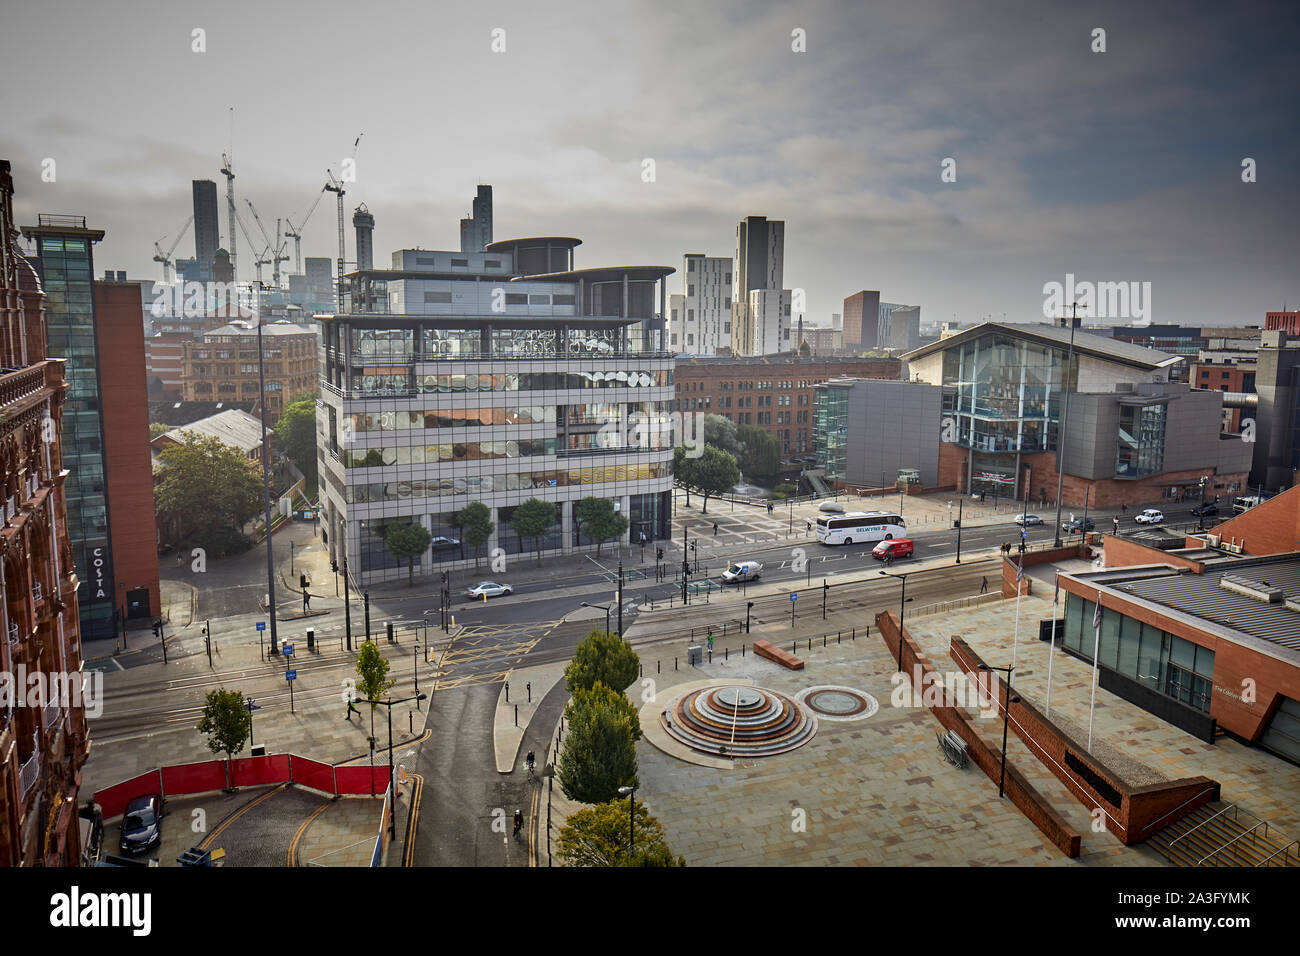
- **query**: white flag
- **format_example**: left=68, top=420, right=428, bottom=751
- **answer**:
left=1092, top=597, right=1102, bottom=629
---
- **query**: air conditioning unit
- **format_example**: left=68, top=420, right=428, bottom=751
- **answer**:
left=1205, top=534, right=1221, bottom=547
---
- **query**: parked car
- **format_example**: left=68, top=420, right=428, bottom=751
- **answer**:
left=1190, top=502, right=1219, bottom=517
left=1134, top=509, right=1164, bottom=525
left=872, top=538, right=915, bottom=560
left=722, top=560, right=763, bottom=583
left=1014, top=514, right=1044, bottom=526
left=1061, top=517, right=1095, bottom=534
left=119, top=794, right=163, bottom=856
left=464, top=581, right=514, bottom=600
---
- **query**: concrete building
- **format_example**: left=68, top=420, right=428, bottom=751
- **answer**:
left=669, top=254, right=731, bottom=355
left=813, top=378, right=943, bottom=488
left=842, top=290, right=880, bottom=352
left=1250, top=330, right=1300, bottom=491
left=747, top=287, right=792, bottom=356
left=320, top=213, right=675, bottom=586
left=459, top=185, right=494, bottom=253
left=1192, top=350, right=1257, bottom=434
left=0, top=162, right=91, bottom=865
left=673, top=354, right=902, bottom=458
left=181, top=321, right=318, bottom=420
left=192, top=179, right=220, bottom=278
left=731, top=216, right=784, bottom=356
left=904, top=322, right=1252, bottom=507
left=353, top=203, right=375, bottom=272
left=880, top=303, right=921, bottom=351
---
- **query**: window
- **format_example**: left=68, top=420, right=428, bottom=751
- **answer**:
left=485, top=259, right=501, bottom=267
left=424, top=291, right=453, bottom=304
left=688, top=285, right=695, bottom=296
left=451, top=258, right=469, bottom=267
left=528, top=294, right=550, bottom=305
left=553, top=294, right=576, bottom=305
left=505, top=293, right=528, bottom=305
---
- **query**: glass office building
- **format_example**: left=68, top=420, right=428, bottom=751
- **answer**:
left=23, top=217, right=116, bottom=640
left=319, top=236, right=677, bottom=585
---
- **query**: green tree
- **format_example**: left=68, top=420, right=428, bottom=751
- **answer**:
left=556, top=800, right=685, bottom=867
left=196, top=688, right=252, bottom=765
left=702, top=414, right=741, bottom=458
left=673, top=446, right=697, bottom=507
left=575, top=496, right=628, bottom=556
left=454, top=502, right=494, bottom=569
left=355, top=640, right=397, bottom=714
left=556, top=695, right=639, bottom=804
left=565, top=628, right=639, bottom=693
left=692, top=445, right=740, bottom=514
left=274, top=397, right=318, bottom=492
left=149, top=422, right=170, bottom=439
left=737, top=424, right=782, bottom=483
left=509, top=498, right=558, bottom=565
left=565, top=680, right=642, bottom=740
left=156, top=433, right=263, bottom=539
left=384, top=521, right=432, bottom=587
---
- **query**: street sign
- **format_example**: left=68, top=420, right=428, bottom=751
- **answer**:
left=283, top=644, right=294, bottom=657
left=245, top=700, right=261, bottom=711
left=285, top=670, right=297, bottom=681
left=790, top=593, right=798, bottom=602
left=256, top=621, right=266, bottom=631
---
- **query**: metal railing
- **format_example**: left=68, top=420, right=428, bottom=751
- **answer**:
left=1256, top=840, right=1298, bottom=867
left=19, top=749, right=40, bottom=797
left=1197, top=820, right=1271, bottom=866
left=1168, top=801, right=1236, bottom=848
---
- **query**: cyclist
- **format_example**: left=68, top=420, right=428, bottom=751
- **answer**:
left=526, top=750, right=536, bottom=774
left=513, top=809, right=523, bottom=835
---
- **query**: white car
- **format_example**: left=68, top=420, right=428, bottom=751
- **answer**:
left=464, top=581, right=513, bottom=600
left=1134, top=509, right=1164, bottom=525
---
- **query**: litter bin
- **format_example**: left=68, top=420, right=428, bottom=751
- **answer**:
left=305, top=627, right=315, bottom=651
left=687, top=644, right=703, bottom=665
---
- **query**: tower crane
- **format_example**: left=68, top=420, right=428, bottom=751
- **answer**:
left=152, top=215, right=194, bottom=282
left=220, top=153, right=237, bottom=282
left=284, top=185, right=327, bottom=275
left=324, top=133, right=362, bottom=307
left=245, top=199, right=290, bottom=288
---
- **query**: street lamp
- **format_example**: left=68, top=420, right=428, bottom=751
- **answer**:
left=581, top=601, right=612, bottom=635
left=232, top=314, right=279, bottom=656
left=360, top=692, right=428, bottom=838
left=1053, top=304, right=1082, bottom=549
left=746, top=600, right=755, bottom=634
left=979, top=664, right=1020, bottom=798
left=617, top=784, right=636, bottom=850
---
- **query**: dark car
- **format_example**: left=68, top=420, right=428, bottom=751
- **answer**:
left=1190, top=502, right=1219, bottom=517
left=1062, top=517, right=1095, bottom=534
left=119, top=794, right=163, bottom=856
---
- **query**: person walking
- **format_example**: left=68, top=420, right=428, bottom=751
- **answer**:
left=344, top=697, right=360, bottom=721
left=806, top=518, right=812, bottom=534
left=980, top=576, right=989, bottom=594
left=713, top=522, right=718, bottom=536
left=302, top=589, right=311, bottom=612
left=707, top=631, right=714, bottom=652
left=1112, top=516, right=1120, bottom=534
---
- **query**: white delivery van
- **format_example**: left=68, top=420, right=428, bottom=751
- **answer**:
left=722, top=560, right=763, bottom=583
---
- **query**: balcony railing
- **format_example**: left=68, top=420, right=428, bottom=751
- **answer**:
left=42, top=696, right=60, bottom=734
left=19, top=746, right=40, bottom=798
left=0, top=365, right=47, bottom=412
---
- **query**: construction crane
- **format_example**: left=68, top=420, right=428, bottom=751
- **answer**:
left=284, top=185, right=327, bottom=275
left=324, top=133, right=362, bottom=307
left=220, top=153, right=237, bottom=282
left=152, top=215, right=194, bottom=282
left=245, top=199, right=289, bottom=288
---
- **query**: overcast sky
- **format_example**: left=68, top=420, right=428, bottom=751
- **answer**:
left=3, top=0, right=1297, bottom=327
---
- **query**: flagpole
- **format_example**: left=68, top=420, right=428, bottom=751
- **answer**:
left=1011, top=478, right=1029, bottom=673
left=1046, top=571, right=1059, bottom=718
left=1087, top=595, right=1102, bottom=752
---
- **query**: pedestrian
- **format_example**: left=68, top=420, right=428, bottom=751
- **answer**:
left=1121, top=502, right=1127, bottom=514
left=980, top=576, right=988, bottom=593
left=707, top=631, right=714, bottom=651
left=176, top=551, right=184, bottom=567
left=713, top=522, right=718, bottom=536
left=1112, top=517, right=1119, bottom=533
left=302, top=589, right=311, bottom=612
left=1018, top=541, right=1026, bottom=555
left=344, top=697, right=359, bottom=721
left=806, top=519, right=812, bottom=533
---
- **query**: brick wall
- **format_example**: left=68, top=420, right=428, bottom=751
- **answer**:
left=937, top=442, right=966, bottom=491
left=1200, top=483, right=1300, bottom=555
left=1103, top=536, right=1206, bottom=571
left=875, top=611, right=1082, bottom=856
left=999, top=545, right=1085, bottom=597
left=951, top=637, right=1220, bottom=844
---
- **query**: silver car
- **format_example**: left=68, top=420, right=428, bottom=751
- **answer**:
left=464, top=581, right=513, bottom=600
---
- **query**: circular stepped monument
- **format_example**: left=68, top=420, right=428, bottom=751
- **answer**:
left=661, top=685, right=817, bottom=757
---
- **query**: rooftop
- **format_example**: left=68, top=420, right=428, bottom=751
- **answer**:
left=154, top=408, right=268, bottom=455
left=902, top=321, right=1184, bottom=371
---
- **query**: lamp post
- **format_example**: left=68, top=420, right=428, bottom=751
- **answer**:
left=232, top=313, right=278, bottom=656
left=979, top=663, right=1019, bottom=798
left=361, top=692, right=428, bottom=839
left=581, top=601, right=612, bottom=635
left=746, top=600, right=754, bottom=634
left=617, top=562, right=624, bottom=638
left=1053, top=303, right=1081, bottom=548
left=617, top=784, right=636, bottom=850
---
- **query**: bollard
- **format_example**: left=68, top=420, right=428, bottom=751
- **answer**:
left=724, top=647, right=728, bottom=661
left=408, top=711, right=413, bottom=734
left=742, top=644, right=745, bottom=657
left=823, top=635, right=826, bottom=647
left=640, top=664, right=643, bottom=678
left=675, top=657, right=678, bottom=671
left=837, top=631, right=841, bottom=644
left=708, top=650, right=712, bottom=663
left=514, top=704, right=518, bottom=727
left=657, top=660, right=660, bottom=674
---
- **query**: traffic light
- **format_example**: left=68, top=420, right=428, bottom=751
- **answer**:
left=152, top=620, right=161, bottom=638
left=689, top=541, right=696, bottom=553
left=656, top=547, right=664, bottom=561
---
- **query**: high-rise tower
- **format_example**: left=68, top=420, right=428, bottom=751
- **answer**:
left=192, top=179, right=220, bottom=276
left=353, top=203, right=375, bottom=271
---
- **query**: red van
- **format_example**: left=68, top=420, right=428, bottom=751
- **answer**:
left=872, top=538, right=914, bottom=561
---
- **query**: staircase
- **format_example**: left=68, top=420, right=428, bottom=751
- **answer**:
left=1147, top=802, right=1299, bottom=867
left=805, top=471, right=832, bottom=498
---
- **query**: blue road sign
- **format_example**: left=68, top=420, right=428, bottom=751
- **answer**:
left=790, top=592, right=798, bottom=602
left=245, top=700, right=261, bottom=711
left=285, top=670, right=297, bottom=681
left=283, top=644, right=294, bottom=657
left=256, top=621, right=266, bottom=631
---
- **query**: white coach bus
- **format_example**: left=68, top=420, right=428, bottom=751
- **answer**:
left=815, top=510, right=907, bottom=546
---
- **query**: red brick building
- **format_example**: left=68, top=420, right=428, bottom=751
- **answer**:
left=1265, top=311, right=1300, bottom=335
left=93, top=281, right=162, bottom=620
left=0, top=160, right=90, bottom=866
left=673, top=354, right=901, bottom=457
left=1191, top=359, right=1256, bottom=433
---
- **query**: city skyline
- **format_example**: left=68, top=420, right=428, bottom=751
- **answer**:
left=1, top=0, right=1296, bottom=328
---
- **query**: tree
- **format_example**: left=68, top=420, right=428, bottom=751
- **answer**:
left=156, top=433, right=263, bottom=541
left=149, top=422, right=170, bottom=439
left=692, top=446, right=740, bottom=514
left=274, top=398, right=318, bottom=493
left=197, top=688, right=252, bottom=766
left=355, top=640, right=397, bottom=715
left=454, top=502, right=494, bottom=569
left=565, top=628, right=639, bottom=693
left=556, top=800, right=685, bottom=867
left=510, top=498, right=557, bottom=565
left=565, top=680, right=642, bottom=740
left=384, top=521, right=432, bottom=587
left=673, top=446, right=697, bottom=507
left=556, top=694, right=639, bottom=804
left=702, top=414, right=741, bottom=458
left=575, top=496, right=628, bottom=556
left=737, top=425, right=782, bottom=483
